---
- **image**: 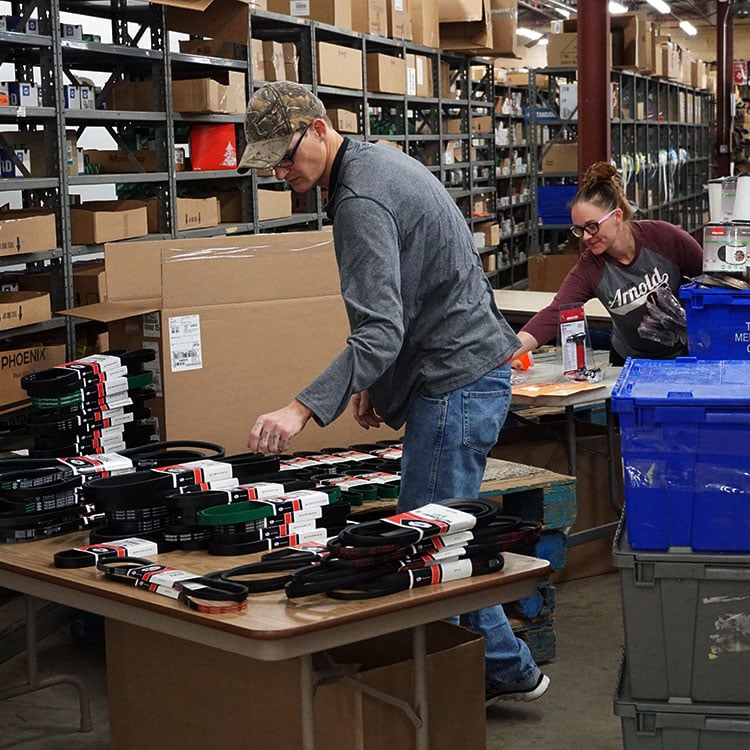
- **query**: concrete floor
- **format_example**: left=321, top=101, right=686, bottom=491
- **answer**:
left=0, top=572, right=624, bottom=749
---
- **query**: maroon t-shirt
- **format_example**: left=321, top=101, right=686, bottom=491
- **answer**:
left=522, top=220, right=703, bottom=359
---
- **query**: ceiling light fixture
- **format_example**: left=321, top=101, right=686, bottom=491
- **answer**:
left=644, top=0, right=670, bottom=13
left=516, top=27, right=544, bottom=40
left=608, top=1, right=628, bottom=13
left=679, top=20, right=698, bottom=36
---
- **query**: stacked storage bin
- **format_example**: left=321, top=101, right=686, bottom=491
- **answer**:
left=610, top=358, right=750, bottom=749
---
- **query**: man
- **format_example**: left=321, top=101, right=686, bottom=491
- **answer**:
left=240, top=81, right=549, bottom=705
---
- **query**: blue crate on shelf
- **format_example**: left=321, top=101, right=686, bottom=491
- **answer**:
left=680, top=281, right=750, bottom=360
left=537, top=184, right=577, bottom=225
left=611, top=357, right=750, bottom=552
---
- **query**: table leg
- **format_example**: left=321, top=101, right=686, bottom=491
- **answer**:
left=413, top=624, right=428, bottom=750
left=564, top=405, right=577, bottom=476
left=300, top=652, right=316, bottom=750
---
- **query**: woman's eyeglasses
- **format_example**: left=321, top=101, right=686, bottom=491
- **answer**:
left=276, top=124, right=310, bottom=169
left=569, top=207, right=618, bottom=239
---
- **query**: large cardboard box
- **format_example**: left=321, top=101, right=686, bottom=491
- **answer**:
left=0, top=210, right=57, bottom=256
left=107, top=620, right=485, bottom=750
left=541, top=142, right=578, bottom=173
left=366, top=53, right=407, bottom=95
left=562, top=12, right=642, bottom=69
left=19, top=261, right=107, bottom=308
left=411, top=0, right=439, bottom=48
left=351, top=0, right=387, bottom=36
left=266, top=0, right=351, bottom=29
left=0, top=341, right=67, bottom=408
left=438, top=0, right=492, bottom=52
left=317, top=42, right=363, bottom=90
left=61, top=230, right=402, bottom=451
left=528, top=253, right=578, bottom=292
left=164, top=0, right=262, bottom=45
left=70, top=200, right=149, bottom=245
left=262, top=40, right=285, bottom=81
left=0, top=292, right=51, bottom=331
left=173, top=71, right=245, bottom=114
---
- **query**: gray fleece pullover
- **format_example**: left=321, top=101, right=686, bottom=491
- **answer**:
left=296, top=139, right=520, bottom=429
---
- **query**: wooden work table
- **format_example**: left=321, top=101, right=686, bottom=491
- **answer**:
left=0, top=529, right=550, bottom=750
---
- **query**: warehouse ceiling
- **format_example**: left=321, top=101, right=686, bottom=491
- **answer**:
left=517, top=1, right=743, bottom=31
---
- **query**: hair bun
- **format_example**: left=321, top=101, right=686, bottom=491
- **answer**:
left=582, top=161, right=622, bottom=191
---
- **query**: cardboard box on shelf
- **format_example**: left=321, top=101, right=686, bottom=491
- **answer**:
left=387, top=0, right=411, bottom=41
left=366, top=53, right=407, bottom=95
left=83, top=149, right=159, bottom=173
left=351, top=0, right=387, bottom=36
left=251, top=38, right=264, bottom=80
left=528, top=253, right=578, bottom=292
left=406, top=54, right=433, bottom=97
left=257, top=189, right=292, bottom=221
left=0, top=292, right=51, bottom=331
left=328, top=107, right=358, bottom=133
left=282, top=42, right=298, bottom=82
left=0, top=341, right=67, bottom=408
left=266, top=0, right=351, bottom=29
left=70, top=200, right=149, bottom=245
left=145, top=197, right=220, bottom=233
left=411, top=0, right=439, bottom=48
left=19, top=261, right=107, bottom=308
left=471, top=114, right=493, bottom=133
left=173, top=70, right=245, bottom=114
left=163, top=0, right=262, bottom=45
left=562, top=13, right=644, bottom=69
left=0, top=210, right=57, bottom=256
left=215, top=190, right=243, bottom=223
left=60, top=229, right=402, bottom=451
left=541, top=142, right=578, bottom=173
left=546, top=33, right=578, bottom=67
left=479, top=221, right=500, bottom=247
left=317, top=42, right=363, bottom=89
left=178, top=37, right=245, bottom=59
left=262, top=40, right=285, bottom=82
left=438, top=0, right=491, bottom=52
left=106, top=620, right=484, bottom=750
left=0, top=130, right=78, bottom=177
left=490, top=0, right=517, bottom=57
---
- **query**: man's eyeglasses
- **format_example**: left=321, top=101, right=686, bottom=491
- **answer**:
left=569, top=207, right=618, bottom=239
left=276, top=124, right=310, bottom=169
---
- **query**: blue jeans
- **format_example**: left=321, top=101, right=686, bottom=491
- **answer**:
left=398, top=363, right=539, bottom=687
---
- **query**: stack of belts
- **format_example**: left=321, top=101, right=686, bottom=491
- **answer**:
left=21, top=350, right=157, bottom=458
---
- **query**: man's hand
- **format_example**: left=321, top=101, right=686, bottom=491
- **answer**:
left=248, top=400, right=313, bottom=454
left=351, top=391, right=383, bottom=430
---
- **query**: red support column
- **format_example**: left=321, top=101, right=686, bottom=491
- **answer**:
left=576, top=0, right=611, bottom=182
left=716, top=0, right=733, bottom=177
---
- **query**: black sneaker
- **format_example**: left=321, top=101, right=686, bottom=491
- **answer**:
left=485, top=672, right=550, bottom=707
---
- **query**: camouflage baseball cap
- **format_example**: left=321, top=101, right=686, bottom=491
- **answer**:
left=237, top=82, right=326, bottom=173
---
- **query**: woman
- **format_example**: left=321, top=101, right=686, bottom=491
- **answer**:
left=514, top=161, right=703, bottom=366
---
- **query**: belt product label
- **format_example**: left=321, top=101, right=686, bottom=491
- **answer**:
left=77, top=538, right=159, bottom=559
left=155, top=459, right=233, bottom=487
left=408, top=559, right=473, bottom=587
left=240, top=482, right=285, bottom=499
left=273, top=490, right=329, bottom=510
left=137, top=565, right=197, bottom=591
left=59, top=453, right=134, bottom=477
left=330, top=450, right=375, bottom=462
left=384, top=504, right=477, bottom=541
left=347, top=471, right=400, bottom=484
left=279, top=456, right=320, bottom=470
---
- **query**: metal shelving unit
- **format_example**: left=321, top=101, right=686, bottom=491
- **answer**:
left=0, top=1, right=500, bottom=372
